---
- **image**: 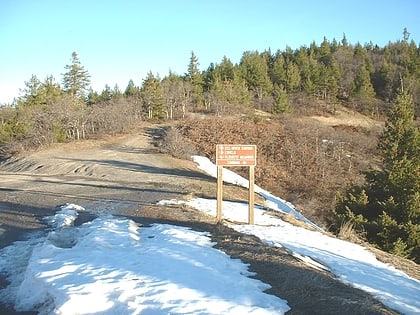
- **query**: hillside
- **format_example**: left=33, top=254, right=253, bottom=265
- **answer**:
left=158, top=106, right=384, bottom=228
left=1, top=120, right=418, bottom=314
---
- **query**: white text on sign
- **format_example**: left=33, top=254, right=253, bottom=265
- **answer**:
left=216, top=144, right=256, bottom=166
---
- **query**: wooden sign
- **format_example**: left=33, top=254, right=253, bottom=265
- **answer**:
left=216, top=144, right=256, bottom=166
left=216, top=144, right=256, bottom=224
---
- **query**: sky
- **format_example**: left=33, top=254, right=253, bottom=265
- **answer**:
left=1, top=0, right=419, bottom=104
left=0, top=156, right=419, bottom=314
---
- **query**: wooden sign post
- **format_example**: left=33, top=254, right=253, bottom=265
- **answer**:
left=216, top=144, right=256, bottom=224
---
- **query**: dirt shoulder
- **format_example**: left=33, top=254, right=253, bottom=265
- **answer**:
left=0, top=123, right=402, bottom=314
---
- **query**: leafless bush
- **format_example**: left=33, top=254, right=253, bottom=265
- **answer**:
left=161, top=126, right=197, bottom=160
left=84, top=98, right=142, bottom=138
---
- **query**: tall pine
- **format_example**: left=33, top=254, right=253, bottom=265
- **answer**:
left=377, top=88, right=419, bottom=223
left=187, top=51, right=204, bottom=109
left=332, top=87, right=419, bottom=262
left=62, top=52, right=91, bottom=100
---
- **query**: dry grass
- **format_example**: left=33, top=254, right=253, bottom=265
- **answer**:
left=369, top=246, right=420, bottom=280
left=337, top=220, right=365, bottom=243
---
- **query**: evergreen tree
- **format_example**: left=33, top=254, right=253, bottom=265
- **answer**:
left=217, top=56, right=235, bottom=82
left=239, top=51, right=272, bottom=102
left=332, top=88, right=420, bottom=262
left=18, top=75, right=62, bottom=107
left=272, top=84, right=290, bottom=113
left=373, top=60, right=394, bottom=101
left=377, top=90, right=419, bottom=215
left=87, top=89, right=100, bottom=105
left=351, top=63, right=376, bottom=112
left=371, top=88, right=419, bottom=257
left=187, top=51, right=204, bottom=109
left=124, top=79, right=140, bottom=97
left=272, top=50, right=300, bottom=92
left=341, top=33, right=349, bottom=47
left=42, top=76, right=62, bottom=103
left=203, top=56, right=235, bottom=93
left=319, top=36, right=332, bottom=64
left=62, top=52, right=91, bottom=100
left=285, top=62, right=301, bottom=92
left=99, top=84, right=113, bottom=102
left=141, top=72, right=165, bottom=119
left=271, top=53, right=287, bottom=87
left=402, top=27, right=410, bottom=42
left=18, top=75, right=43, bottom=107
left=112, top=84, right=122, bottom=99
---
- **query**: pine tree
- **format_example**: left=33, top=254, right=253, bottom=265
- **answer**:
left=272, top=84, right=290, bottom=114
left=42, top=76, right=62, bottom=103
left=332, top=88, right=420, bottom=262
left=124, top=79, right=140, bottom=97
left=271, top=53, right=287, bottom=87
left=373, top=60, right=394, bottom=101
left=239, top=51, right=273, bottom=102
left=187, top=51, right=204, bottom=109
left=18, top=75, right=43, bottom=107
left=341, top=33, right=349, bottom=47
left=99, top=84, right=113, bottom=102
left=112, top=84, right=122, bottom=99
left=141, top=72, right=165, bottom=119
left=218, top=56, right=235, bottom=82
left=285, top=62, right=301, bottom=92
left=87, top=89, right=100, bottom=105
left=18, top=75, right=62, bottom=107
left=62, top=52, right=91, bottom=100
left=351, top=63, right=376, bottom=112
left=377, top=89, right=420, bottom=223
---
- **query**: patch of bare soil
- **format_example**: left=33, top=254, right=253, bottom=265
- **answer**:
left=308, top=107, right=384, bottom=129
left=0, top=122, right=407, bottom=314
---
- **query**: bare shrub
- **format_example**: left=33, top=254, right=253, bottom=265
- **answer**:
left=161, top=126, right=197, bottom=160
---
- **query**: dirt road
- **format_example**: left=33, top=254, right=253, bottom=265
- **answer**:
left=0, top=123, right=400, bottom=314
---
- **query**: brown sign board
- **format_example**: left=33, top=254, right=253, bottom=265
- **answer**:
left=216, top=144, right=256, bottom=166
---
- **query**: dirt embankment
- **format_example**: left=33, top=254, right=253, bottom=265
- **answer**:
left=0, top=123, right=404, bottom=314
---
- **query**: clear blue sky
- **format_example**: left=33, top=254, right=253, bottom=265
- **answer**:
left=1, top=0, right=419, bottom=104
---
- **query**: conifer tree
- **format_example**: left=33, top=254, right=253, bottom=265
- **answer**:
left=272, top=84, right=290, bottom=113
left=285, top=62, right=301, bottom=92
left=124, top=79, right=140, bottom=97
left=18, top=75, right=62, bottom=107
left=377, top=89, right=419, bottom=221
left=373, top=60, right=394, bottom=101
left=187, top=51, right=204, bottom=108
left=62, top=52, right=91, bottom=100
left=351, top=63, right=376, bottom=112
left=239, top=51, right=272, bottom=101
left=271, top=53, right=287, bottom=87
left=341, top=33, right=349, bottom=47
left=18, top=75, right=43, bottom=107
left=99, top=84, right=113, bottom=102
left=141, top=72, right=165, bottom=119
left=332, top=88, right=420, bottom=262
left=217, top=56, right=235, bottom=82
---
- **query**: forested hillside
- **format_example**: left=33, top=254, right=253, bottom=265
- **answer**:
left=1, top=32, right=419, bottom=262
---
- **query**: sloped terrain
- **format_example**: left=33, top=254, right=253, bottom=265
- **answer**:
left=0, top=121, right=409, bottom=314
